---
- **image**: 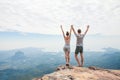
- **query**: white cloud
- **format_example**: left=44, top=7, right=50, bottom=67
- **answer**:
left=0, top=0, right=120, bottom=35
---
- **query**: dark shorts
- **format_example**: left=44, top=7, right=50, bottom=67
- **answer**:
left=75, top=46, right=83, bottom=54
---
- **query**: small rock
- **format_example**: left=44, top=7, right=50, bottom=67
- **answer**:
left=56, top=65, right=73, bottom=71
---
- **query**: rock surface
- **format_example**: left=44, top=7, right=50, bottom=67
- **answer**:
left=33, top=65, right=120, bottom=80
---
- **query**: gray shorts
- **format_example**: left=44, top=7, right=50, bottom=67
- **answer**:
left=63, top=45, right=70, bottom=52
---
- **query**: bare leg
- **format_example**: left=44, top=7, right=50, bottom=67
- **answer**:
left=65, top=52, right=68, bottom=64
left=65, top=52, right=67, bottom=64
left=66, top=52, right=69, bottom=65
left=75, top=53, right=80, bottom=66
left=80, top=53, right=84, bottom=67
left=68, top=52, right=70, bottom=64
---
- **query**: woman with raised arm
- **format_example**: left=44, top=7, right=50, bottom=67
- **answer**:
left=60, top=25, right=72, bottom=66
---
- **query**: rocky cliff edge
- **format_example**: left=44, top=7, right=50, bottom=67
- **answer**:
left=33, top=65, right=120, bottom=80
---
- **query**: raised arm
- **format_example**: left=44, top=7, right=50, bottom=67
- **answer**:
left=84, top=25, right=89, bottom=36
left=69, top=25, right=72, bottom=38
left=60, top=25, right=65, bottom=38
left=71, top=25, right=77, bottom=36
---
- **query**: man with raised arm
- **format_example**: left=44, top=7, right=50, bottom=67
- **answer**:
left=71, top=25, right=89, bottom=67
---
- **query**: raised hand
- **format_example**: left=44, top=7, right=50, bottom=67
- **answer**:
left=71, top=25, right=73, bottom=27
left=60, top=25, right=62, bottom=28
left=84, top=25, right=89, bottom=35
left=87, top=25, right=89, bottom=29
left=60, top=25, right=65, bottom=38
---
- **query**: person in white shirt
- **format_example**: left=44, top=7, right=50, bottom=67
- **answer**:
left=71, top=25, right=89, bottom=67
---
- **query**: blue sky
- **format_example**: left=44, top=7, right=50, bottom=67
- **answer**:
left=0, top=0, right=120, bottom=51
left=0, top=31, right=120, bottom=52
left=0, top=31, right=62, bottom=51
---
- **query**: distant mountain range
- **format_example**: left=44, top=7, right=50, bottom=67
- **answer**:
left=11, top=51, right=26, bottom=60
left=0, top=47, right=120, bottom=80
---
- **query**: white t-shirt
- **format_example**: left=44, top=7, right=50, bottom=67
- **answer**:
left=75, top=34, right=85, bottom=46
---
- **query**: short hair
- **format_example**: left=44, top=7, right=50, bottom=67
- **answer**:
left=66, top=31, right=69, bottom=36
left=78, top=29, right=81, bottom=33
